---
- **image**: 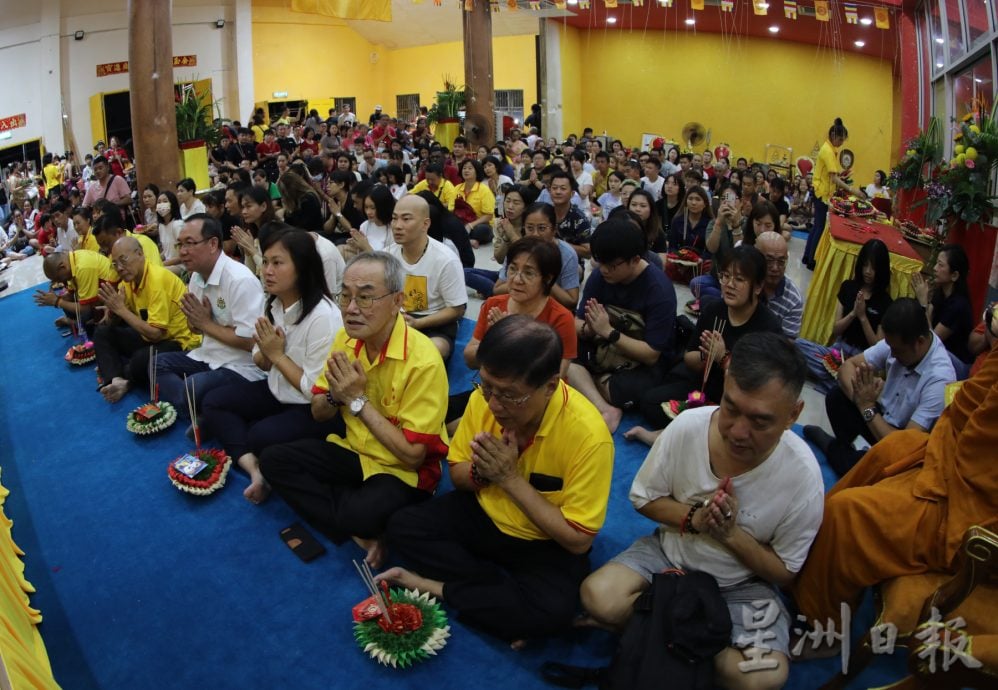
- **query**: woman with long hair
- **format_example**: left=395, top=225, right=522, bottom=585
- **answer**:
left=341, top=183, right=395, bottom=260
left=482, top=155, right=513, bottom=217
left=627, top=188, right=666, bottom=257
left=232, top=186, right=277, bottom=275
left=667, top=186, right=714, bottom=254
left=913, top=243, right=974, bottom=374
left=627, top=245, right=782, bottom=444
left=321, top=169, right=364, bottom=238
left=200, top=225, right=343, bottom=505
left=796, top=238, right=893, bottom=392
left=802, top=117, right=868, bottom=269
left=278, top=171, right=324, bottom=233
left=657, top=172, right=685, bottom=230
left=463, top=185, right=536, bottom=298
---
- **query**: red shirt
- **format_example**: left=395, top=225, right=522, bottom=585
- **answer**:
left=256, top=141, right=280, bottom=159
left=472, top=295, right=577, bottom=360
left=299, top=139, right=319, bottom=156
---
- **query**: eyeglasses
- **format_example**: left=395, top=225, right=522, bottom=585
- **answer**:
left=472, top=373, right=533, bottom=407
left=336, top=292, right=394, bottom=310
left=112, top=251, right=139, bottom=269
left=175, top=238, right=210, bottom=251
left=507, top=266, right=540, bottom=282
left=600, top=259, right=627, bottom=272
left=524, top=224, right=552, bottom=233
left=718, top=271, right=749, bottom=286
left=764, top=256, right=788, bottom=268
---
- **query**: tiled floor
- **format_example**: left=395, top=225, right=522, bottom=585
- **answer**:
left=3, top=235, right=832, bottom=434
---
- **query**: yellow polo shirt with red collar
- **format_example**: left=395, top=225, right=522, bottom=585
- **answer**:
left=69, top=250, right=119, bottom=305
left=78, top=231, right=100, bottom=253
left=126, top=231, right=164, bottom=267
left=311, top=313, right=449, bottom=491
left=449, top=380, right=614, bottom=541
left=409, top=179, right=457, bottom=211
left=813, top=139, right=842, bottom=202
left=455, top=181, right=496, bottom=219
left=122, top=261, right=201, bottom=350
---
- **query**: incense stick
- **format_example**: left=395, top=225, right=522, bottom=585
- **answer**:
left=184, top=374, right=201, bottom=449
left=701, top=318, right=726, bottom=392
left=352, top=559, right=392, bottom=624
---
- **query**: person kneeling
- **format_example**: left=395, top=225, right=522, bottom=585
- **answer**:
left=580, top=333, right=823, bottom=690
left=259, top=251, right=449, bottom=567
left=377, top=317, right=614, bottom=645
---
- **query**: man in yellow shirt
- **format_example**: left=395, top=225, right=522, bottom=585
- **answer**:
left=376, top=316, right=614, bottom=644
left=93, top=212, right=163, bottom=267
left=260, top=251, right=449, bottom=568
left=34, top=249, right=119, bottom=334
left=42, top=153, right=62, bottom=198
left=94, top=236, right=201, bottom=403
left=408, top=163, right=457, bottom=211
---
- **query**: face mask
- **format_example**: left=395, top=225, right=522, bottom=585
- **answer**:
left=156, top=202, right=170, bottom=216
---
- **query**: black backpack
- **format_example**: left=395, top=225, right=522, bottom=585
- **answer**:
left=542, top=570, right=732, bottom=690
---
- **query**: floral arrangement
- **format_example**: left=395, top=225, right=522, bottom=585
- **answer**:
left=889, top=118, right=943, bottom=192
left=663, top=390, right=708, bottom=420
left=937, top=106, right=998, bottom=224
left=65, top=341, right=95, bottom=366
left=353, top=587, right=450, bottom=668
left=126, top=401, right=177, bottom=436
left=425, top=77, right=467, bottom=126
left=167, top=448, right=232, bottom=496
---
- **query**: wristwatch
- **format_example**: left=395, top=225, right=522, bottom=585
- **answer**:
left=348, top=395, right=369, bottom=417
left=861, top=406, right=877, bottom=423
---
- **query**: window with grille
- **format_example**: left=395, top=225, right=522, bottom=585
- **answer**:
left=495, top=89, right=525, bottom=126
left=333, top=97, right=357, bottom=115
left=396, top=94, right=421, bottom=123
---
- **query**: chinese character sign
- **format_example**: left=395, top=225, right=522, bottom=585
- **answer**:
left=98, top=56, right=197, bottom=77
left=0, top=114, right=27, bottom=132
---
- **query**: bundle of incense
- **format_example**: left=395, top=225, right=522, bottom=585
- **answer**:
left=352, top=559, right=393, bottom=625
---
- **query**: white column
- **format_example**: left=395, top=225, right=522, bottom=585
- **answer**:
left=234, top=0, right=255, bottom=124
left=540, top=19, right=563, bottom=143
left=40, top=0, right=64, bottom=153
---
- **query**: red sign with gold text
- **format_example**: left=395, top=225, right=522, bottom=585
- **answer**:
left=96, top=55, right=197, bottom=77
left=0, top=114, right=26, bottom=132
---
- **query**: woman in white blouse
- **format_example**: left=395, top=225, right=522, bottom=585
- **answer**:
left=200, top=226, right=343, bottom=504
left=176, top=177, right=206, bottom=219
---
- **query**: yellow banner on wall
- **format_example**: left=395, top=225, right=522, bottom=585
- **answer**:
left=874, top=6, right=890, bottom=29
left=814, top=0, right=829, bottom=21
left=691, top=0, right=704, bottom=9
left=289, top=0, right=392, bottom=21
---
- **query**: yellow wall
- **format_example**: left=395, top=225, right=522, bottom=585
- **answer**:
left=561, top=26, right=896, bottom=185
left=253, top=0, right=536, bottom=123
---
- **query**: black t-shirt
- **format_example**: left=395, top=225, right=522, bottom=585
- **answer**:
left=227, top=142, right=257, bottom=167
left=772, top=197, right=790, bottom=219
left=932, top=291, right=974, bottom=363
left=284, top=194, right=324, bottom=234
left=277, top=137, right=297, bottom=156
left=218, top=212, right=239, bottom=242
left=688, top=298, right=781, bottom=402
left=836, top=279, right=892, bottom=350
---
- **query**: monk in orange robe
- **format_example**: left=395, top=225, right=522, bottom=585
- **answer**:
left=792, top=340, right=998, bottom=670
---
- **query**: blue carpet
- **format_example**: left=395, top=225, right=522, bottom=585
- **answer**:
left=0, top=286, right=909, bottom=689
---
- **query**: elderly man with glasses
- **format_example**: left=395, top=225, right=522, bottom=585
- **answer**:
left=92, top=236, right=201, bottom=403
left=260, top=251, right=449, bottom=569
left=755, top=231, right=803, bottom=339
left=376, top=315, right=613, bottom=647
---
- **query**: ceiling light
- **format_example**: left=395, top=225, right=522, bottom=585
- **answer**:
left=860, top=17, right=873, bottom=25
left=607, top=15, right=617, bottom=23
left=936, top=62, right=944, bottom=68
left=567, top=0, right=578, bottom=4
left=975, top=77, right=984, bottom=83
left=685, top=18, right=696, bottom=25
left=854, top=40, right=865, bottom=47
left=768, top=25, right=779, bottom=32
left=935, top=37, right=944, bottom=44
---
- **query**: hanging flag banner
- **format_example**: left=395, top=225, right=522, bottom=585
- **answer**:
left=490, top=0, right=500, bottom=10
left=753, top=0, right=767, bottom=14
left=661, top=0, right=674, bottom=5
left=554, top=0, right=566, bottom=7
left=874, top=6, right=890, bottom=29
left=604, top=0, right=617, bottom=7
left=784, top=0, right=797, bottom=19
left=844, top=3, right=858, bottom=23
left=814, top=0, right=829, bottom=21
left=579, top=0, right=590, bottom=7
left=464, top=0, right=473, bottom=9
left=529, top=0, right=540, bottom=8
left=721, top=0, right=733, bottom=11
left=633, top=0, right=644, bottom=6
left=691, top=0, right=704, bottom=10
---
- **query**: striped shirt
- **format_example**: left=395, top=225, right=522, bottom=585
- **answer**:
left=766, top=276, right=804, bottom=339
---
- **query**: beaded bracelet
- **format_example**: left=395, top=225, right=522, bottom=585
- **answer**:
left=679, top=503, right=701, bottom=536
left=470, top=461, right=491, bottom=489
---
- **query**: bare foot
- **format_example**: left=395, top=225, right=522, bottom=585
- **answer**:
left=470, top=239, right=480, bottom=249
left=100, top=377, right=130, bottom=403
left=238, top=454, right=271, bottom=505
left=622, top=425, right=662, bottom=447
left=54, top=316, right=71, bottom=329
left=601, top=405, right=623, bottom=434
left=353, top=536, right=387, bottom=569
left=374, top=566, right=445, bottom=599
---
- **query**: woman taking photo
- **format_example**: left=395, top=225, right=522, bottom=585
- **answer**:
left=796, top=238, right=893, bottom=392
left=321, top=170, right=365, bottom=239
left=463, top=185, right=533, bottom=297
left=483, top=155, right=513, bottom=216
left=627, top=245, right=782, bottom=444
left=802, top=117, right=867, bottom=269
left=456, top=158, right=496, bottom=248
left=278, top=171, right=324, bottom=234
left=200, top=225, right=343, bottom=505
left=912, top=243, right=974, bottom=376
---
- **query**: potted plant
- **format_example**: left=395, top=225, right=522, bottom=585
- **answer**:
left=175, top=82, right=221, bottom=190
left=426, top=77, right=466, bottom=151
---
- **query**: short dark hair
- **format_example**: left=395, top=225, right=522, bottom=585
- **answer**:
left=882, top=298, right=931, bottom=344
left=548, top=169, right=578, bottom=192
left=177, top=178, right=197, bottom=193
left=460, top=158, right=485, bottom=181
left=718, top=244, right=767, bottom=289
left=478, top=315, right=562, bottom=388
left=727, top=332, right=807, bottom=399
left=506, top=236, right=562, bottom=296
left=185, top=214, right=224, bottom=246
left=452, top=136, right=468, bottom=147
left=769, top=177, right=785, bottom=194
left=94, top=211, right=123, bottom=235
left=590, top=218, right=645, bottom=263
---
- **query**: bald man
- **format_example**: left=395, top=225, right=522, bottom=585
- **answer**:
left=93, top=236, right=200, bottom=403
left=33, top=249, right=119, bottom=335
left=756, top=231, right=803, bottom=339
left=93, top=212, right=164, bottom=268
left=388, top=195, right=467, bottom=359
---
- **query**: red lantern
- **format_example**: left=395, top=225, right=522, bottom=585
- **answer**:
left=714, top=144, right=730, bottom=161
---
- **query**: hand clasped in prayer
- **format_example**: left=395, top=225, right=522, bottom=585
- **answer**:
left=254, top=316, right=287, bottom=363
left=326, top=351, right=367, bottom=403
left=97, top=282, right=126, bottom=317
left=180, top=293, right=213, bottom=331
left=470, top=430, right=520, bottom=485
left=851, top=362, right=884, bottom=411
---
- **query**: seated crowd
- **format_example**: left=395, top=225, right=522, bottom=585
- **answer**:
left=17, top=108, right=998, bottom=689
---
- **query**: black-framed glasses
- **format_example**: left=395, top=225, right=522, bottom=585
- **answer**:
left=336, top=292, right=394, bottom=310
left=472, top=373, right=533, bottom=407
left=174, top=238, right=210, bottom=251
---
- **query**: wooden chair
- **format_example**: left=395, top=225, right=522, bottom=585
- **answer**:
left=821, top=524, right=998, bottom=689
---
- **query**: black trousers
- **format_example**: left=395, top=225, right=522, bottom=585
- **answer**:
left=92, top=324, right=182, bottom=386
left=386, top=490, right=590, bottom=642
left=638, top=361, right=702, bottom=430
left=259, top=438, right=428, bottom=544
left=824, top=386, right=878, bottom=476
left=200, top=379, right=343, bottom=461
